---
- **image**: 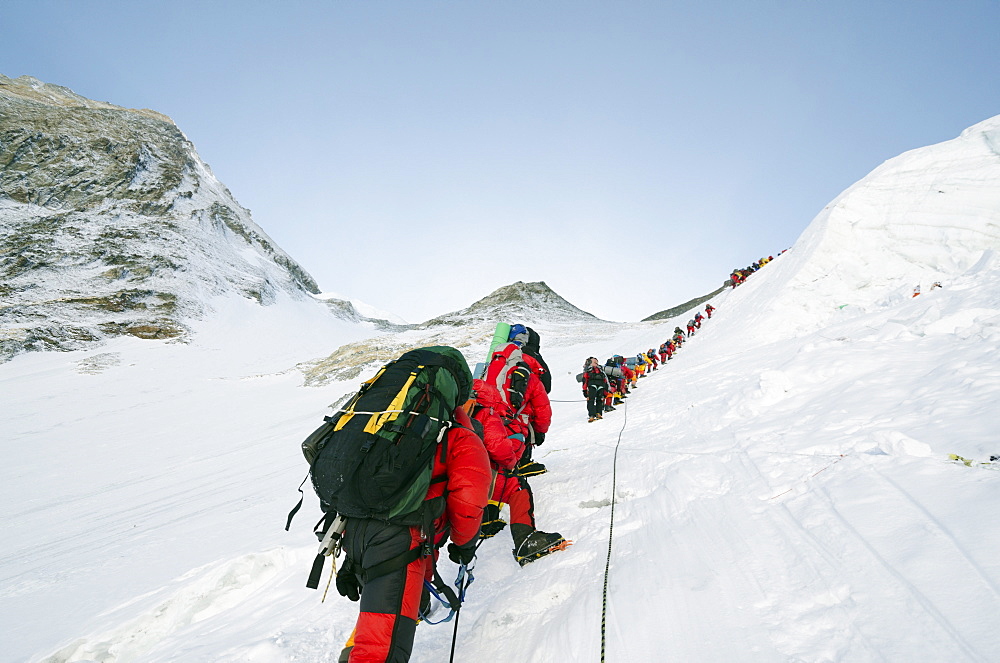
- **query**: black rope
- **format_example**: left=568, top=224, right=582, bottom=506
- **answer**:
left=600, top=398, right=628, bottom=662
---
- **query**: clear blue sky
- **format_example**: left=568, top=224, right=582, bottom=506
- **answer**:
left=4, top=1, right=999, bottom=322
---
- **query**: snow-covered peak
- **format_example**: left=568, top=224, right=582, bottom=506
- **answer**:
left=420, top=280, right=601, bottom=327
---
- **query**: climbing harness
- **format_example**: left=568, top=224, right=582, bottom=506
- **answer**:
left=417, top=539, right=482, bottom=663
left=419, top=560, right=476, bottom=625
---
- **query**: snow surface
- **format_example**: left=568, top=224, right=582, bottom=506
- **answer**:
left=3, top=117, right=1000, bottom=662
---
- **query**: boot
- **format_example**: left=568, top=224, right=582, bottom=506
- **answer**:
left=512, top=525, right=568, bottom=567
left=480, top=502, right=507, bottom=539
left=512, top=459, right=547, bottom=477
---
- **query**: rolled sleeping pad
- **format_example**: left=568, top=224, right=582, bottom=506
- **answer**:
left=487, top=322, right=512, bottom=358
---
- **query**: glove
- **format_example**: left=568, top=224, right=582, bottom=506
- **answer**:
left=335, top=565, right=360, bottom=601
left=448, top=541, right=476, bottom=566
left=534, top=431, right=545, bottom=446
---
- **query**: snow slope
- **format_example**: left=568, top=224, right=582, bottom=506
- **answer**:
left=2, top=118, right=1000, bottom=662
left=734, top=114, right=1000, bottom=344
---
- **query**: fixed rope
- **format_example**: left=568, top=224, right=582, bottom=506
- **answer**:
left=600, top=398, right=629, bottom=662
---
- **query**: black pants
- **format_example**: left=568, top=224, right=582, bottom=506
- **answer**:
left=342, top=518, right=424, bottom=662
left=587, top=386, right=606, bottom=417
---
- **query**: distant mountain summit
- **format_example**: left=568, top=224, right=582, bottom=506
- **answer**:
left=0, top=74, right=320, bottom=361
left=421, top=280, right=600, bottom=327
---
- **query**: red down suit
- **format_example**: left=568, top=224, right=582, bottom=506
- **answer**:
left=342, top=407, right=490, bottom=662
left=485, top=342, right=552, bottom=438
left=471, top=379, right=538, bottom=531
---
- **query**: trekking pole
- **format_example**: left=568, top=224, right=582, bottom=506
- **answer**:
left=449, top=576, right=463, bottom=663
left=448, top=538, right=483, bottom=662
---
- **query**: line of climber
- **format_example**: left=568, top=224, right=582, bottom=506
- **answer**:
left=577, top=302, right=717, bottom=423
left=729, top=249, right=785, bottom=288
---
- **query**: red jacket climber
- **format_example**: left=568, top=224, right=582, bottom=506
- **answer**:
left=339, top=407, right=490, bottom=662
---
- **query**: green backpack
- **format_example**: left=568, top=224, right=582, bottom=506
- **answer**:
left=305, top=345, right=472, bottom=524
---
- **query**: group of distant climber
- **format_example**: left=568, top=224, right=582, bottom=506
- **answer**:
left=729, top=251, right=784, bottom=287
left=913, top=281, right=942, bottom=297
left=578, top=303, right=716, bottom=423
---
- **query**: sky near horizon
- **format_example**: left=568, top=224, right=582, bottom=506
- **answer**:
left=3, top=0, right=1000, bottom=323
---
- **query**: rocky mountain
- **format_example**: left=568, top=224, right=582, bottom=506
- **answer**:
left=0, top=74, right=320, bottom=361
left=315, top=294, right=411, bottom=331
left=420, top=280, right=601, bottom=327
left=643, top=286, right=726, bottom=322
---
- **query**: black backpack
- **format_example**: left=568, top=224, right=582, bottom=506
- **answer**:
left=287, top=346, right=473, bottom=593
left=305, top=346, right=472, bottom=525
left=506, top=364, right=532, bottom=411
left=586, top=366, right=607, bottom=389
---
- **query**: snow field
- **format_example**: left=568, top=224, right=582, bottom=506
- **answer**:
left=10, top=260, right=999, bottom=662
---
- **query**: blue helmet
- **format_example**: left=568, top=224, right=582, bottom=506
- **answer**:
left=508, top=323, right=529, bottom=346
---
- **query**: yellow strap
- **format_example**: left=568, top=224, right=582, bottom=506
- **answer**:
left=334, top=368, right=387, bottom=432
left=364, top=367, right=422, bottom=434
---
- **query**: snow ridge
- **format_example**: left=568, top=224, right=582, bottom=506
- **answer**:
left=727, top=114, right=1000, bottom=346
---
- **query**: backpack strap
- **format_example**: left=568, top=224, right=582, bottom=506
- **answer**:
left=355, top=498, right=455, bottom=609
left=305, top=512, right=347, bottom=589
left=284, top=472, right=310, bottom=531
left=358, top=545, right=423, bottom=584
